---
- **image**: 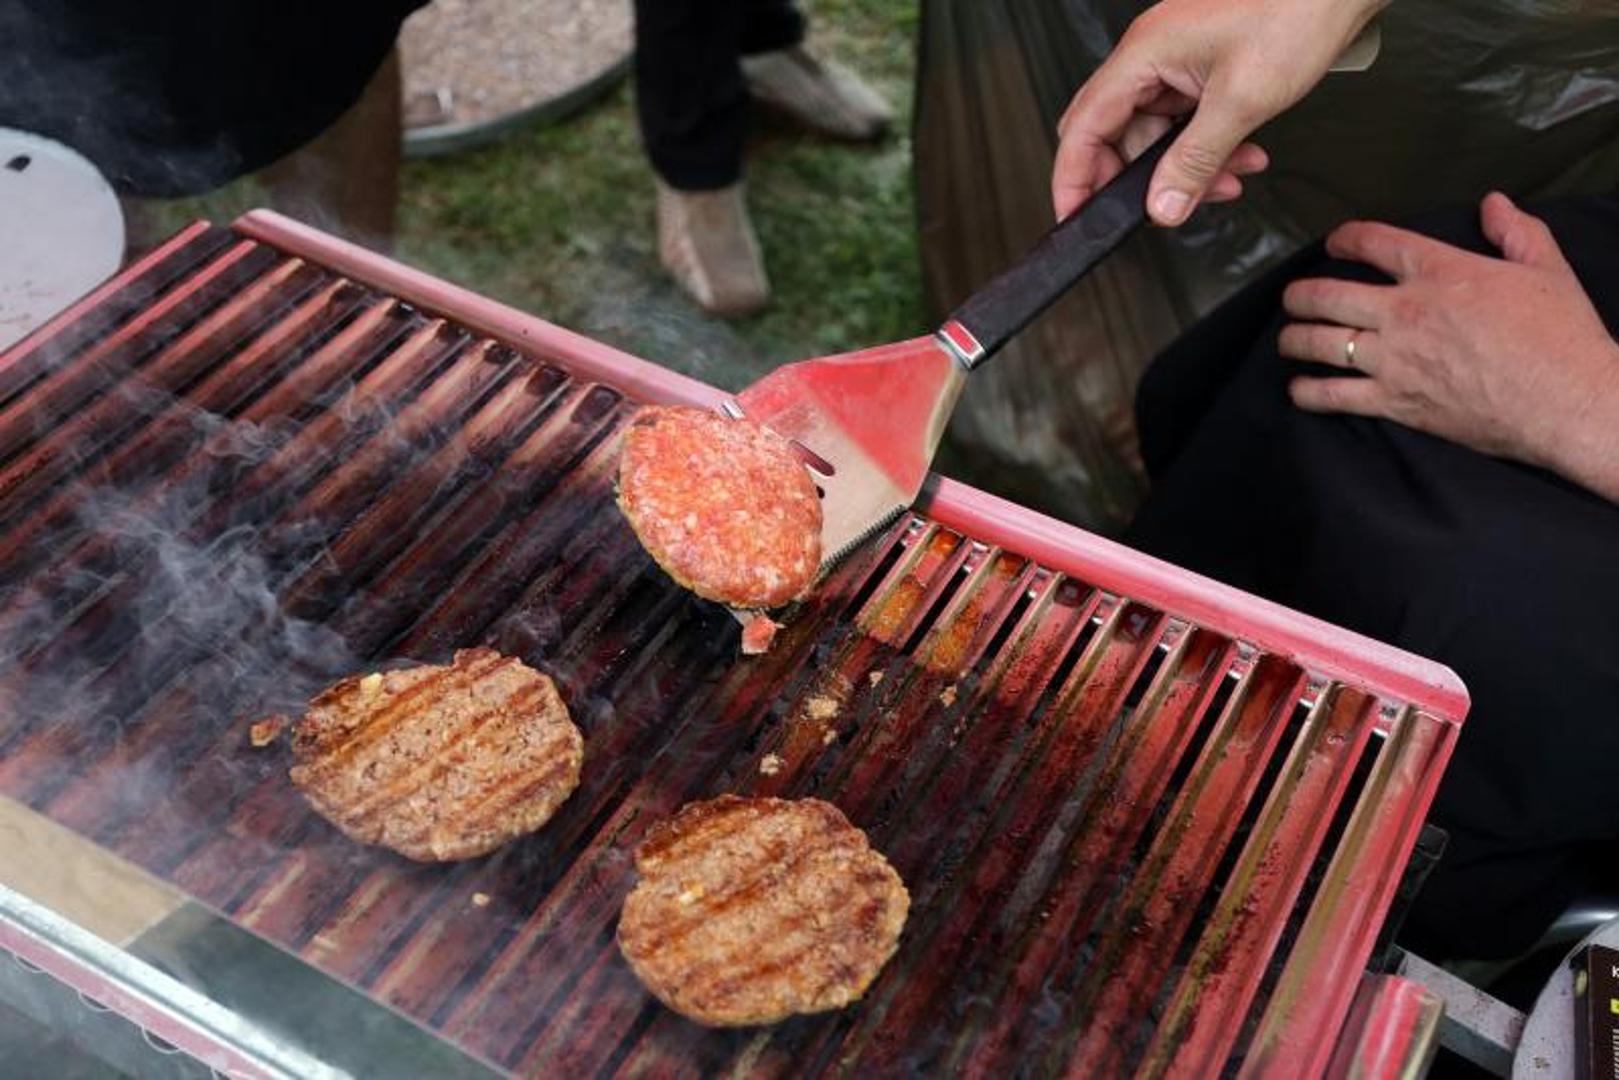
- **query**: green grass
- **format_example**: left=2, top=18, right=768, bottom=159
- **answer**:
left=145, top=1, right=925, bottom=393
left=400, top=0, right=924, bottom=389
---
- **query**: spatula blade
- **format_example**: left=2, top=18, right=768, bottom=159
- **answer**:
left=725, top=336, right=965, bottom=574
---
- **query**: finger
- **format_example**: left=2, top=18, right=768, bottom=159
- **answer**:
left=1056, top=70, right=1127, bottom=136
left=1480, top=191, right=1571, bottom=271
left=1204, top=173, right=1244, bottom=203
left=1278, top=323, right=1376, bottom=371
left=1325, top=220, right=1461, bottom=281
left=1148, top=83, right=1268, bottom=226
left=1054, top=130, right=1127, bottom=220
left=1138, top=88, right=1198, bottom=117
left=1053, top=56, right=1161, bottom=219
left=1227, top=142, right=1269, bottom=176
left=1191, top=151, right=1270, bottom=204
left=1081, top=114, right=1173, bottom=195
left=1282, top=278, right=1392, bottom=329
left=1119, top=113, right=1175, bottom=161
left=1054, top=144, right=1127, bottom=220
left=1289, top=376, right=1389, bottom=418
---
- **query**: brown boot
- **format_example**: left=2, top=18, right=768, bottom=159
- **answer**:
left=656, top=179, right=770, bottom=317
left=741, top=46, right=892, bottom=142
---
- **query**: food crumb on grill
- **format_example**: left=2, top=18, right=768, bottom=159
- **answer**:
left=868, top=671, right=884, bottom=687
left=740, top=613, right=781, bottom=656
left=821, top=727, right=838, bottom=746
left=759, top=753, right=784, bottom=776
left=472, top=892, right=491, bottom=908
left=248, top=715, right=288, bottom=748
left=805, top=696, right=839, bottom=721
left=939, top=685, right=958, bottom=708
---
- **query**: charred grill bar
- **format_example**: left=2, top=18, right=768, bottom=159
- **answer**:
left=0, top=212, right=1466, bottom=1077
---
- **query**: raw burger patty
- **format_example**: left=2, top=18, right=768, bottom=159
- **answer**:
left=617, top=795, right=909, bottom=1027
left=616, top=405, right=822, bottom=609
left=289, top=648, right=582, bottom=862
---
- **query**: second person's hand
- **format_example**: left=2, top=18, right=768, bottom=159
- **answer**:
left=1052, top=0, right=1384, bottom=225
left=1279, top=193, right=1619, bottom=502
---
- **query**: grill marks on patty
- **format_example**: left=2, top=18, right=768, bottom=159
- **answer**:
left=615, top=406, right=823, bottom=610
left=289, top=648, right=583, bottom=862
left=617, top=795, right=909, bottom=1027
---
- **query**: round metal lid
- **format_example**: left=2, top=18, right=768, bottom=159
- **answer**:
left=0, top=127, right=125, bottom=351
left=398, top=0, right=631, bottom=158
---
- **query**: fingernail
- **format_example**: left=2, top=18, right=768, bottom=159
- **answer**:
left=1153, top=190, right=1191, bottom=224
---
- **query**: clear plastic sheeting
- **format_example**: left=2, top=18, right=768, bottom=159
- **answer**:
left=916, top=0, right=1619, bottom=532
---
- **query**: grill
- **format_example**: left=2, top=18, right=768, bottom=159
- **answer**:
left=0, top=212, right=1467, bottom=1077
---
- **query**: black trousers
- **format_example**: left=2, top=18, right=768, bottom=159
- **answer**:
left=1129, top=195, right=1619, bottom=961
left=1, top=0, right=421, bottom=197
left=632, top=0, right=805, bottom=190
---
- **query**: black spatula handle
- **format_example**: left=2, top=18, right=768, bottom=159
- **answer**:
left=938, top=123, right=1179, bottom=369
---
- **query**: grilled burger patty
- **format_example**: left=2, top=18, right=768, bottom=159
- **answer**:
left=289, top=648, right=582, bottom=862
left=616, top=405, right=822, bottom=610
left=617, top=795, right=909, bottom=1027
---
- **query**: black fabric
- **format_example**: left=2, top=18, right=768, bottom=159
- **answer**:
left=632, top=0, right=806, bottom=191
left=1129, top=195, right=1619, bottom=960
left=0, top=0, right=422, bottom=197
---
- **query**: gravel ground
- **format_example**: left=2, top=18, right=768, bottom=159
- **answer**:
left=400, top=0, right=632, bottom=129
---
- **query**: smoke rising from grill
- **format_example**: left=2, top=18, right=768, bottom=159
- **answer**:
left=0, top=362, right=368, bottom=757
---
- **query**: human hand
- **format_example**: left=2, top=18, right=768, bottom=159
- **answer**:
left=1280, top=193, right=1619, bottom=500
left=1052, top=0, right=1383, bottom=225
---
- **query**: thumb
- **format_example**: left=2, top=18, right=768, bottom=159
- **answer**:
left=1480, top=191, right=1569, bottom=270
left=1147, top=95, right=1254, bottom=226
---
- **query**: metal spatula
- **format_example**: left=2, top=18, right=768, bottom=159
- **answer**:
left=724, top=128, right=1175, bottom=573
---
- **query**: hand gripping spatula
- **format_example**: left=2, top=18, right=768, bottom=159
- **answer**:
left=723, top=129, right=1175, bottom=574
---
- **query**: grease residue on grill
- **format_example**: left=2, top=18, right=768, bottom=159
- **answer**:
left=0, top=221, right=1464, bottom=1080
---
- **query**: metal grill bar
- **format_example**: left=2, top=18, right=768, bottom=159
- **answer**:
left=0, top=223, right=229, bottom=406
left=1059, top=655, right=1305, bottom=1075
left=1144, top=684, right=1378, bottom=1074
left=0, top=217, right=1468, bottom=1078
left=0, top=279, right=365, bottom=589
left=1241, top=708, right=1453, bottom=1078
left=958, top=626, right=1235, bottom=1074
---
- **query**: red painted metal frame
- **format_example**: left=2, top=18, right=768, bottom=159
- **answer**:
left=233, top=209, right=1469, bottom=723
left=0, top=210, right=1467, bottom=1076
left=1326, top=974, right=1444, bottom=1078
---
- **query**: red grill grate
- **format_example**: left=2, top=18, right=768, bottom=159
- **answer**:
left=0, top=214, right=1466, bottom=1077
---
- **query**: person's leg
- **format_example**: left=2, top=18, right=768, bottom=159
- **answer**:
left=1129, top=194, right=1619, bottom=960
left=738, top=0, right=891, bottom=142
left=739, top=0, right=805, bottom=56
left=260, top=46, right=402, bottom=251
left=633, top=0, right=749, bottom=193
left=630, top=0, right=890, bottom=315
left=632, top=0, right=770, bottom=316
